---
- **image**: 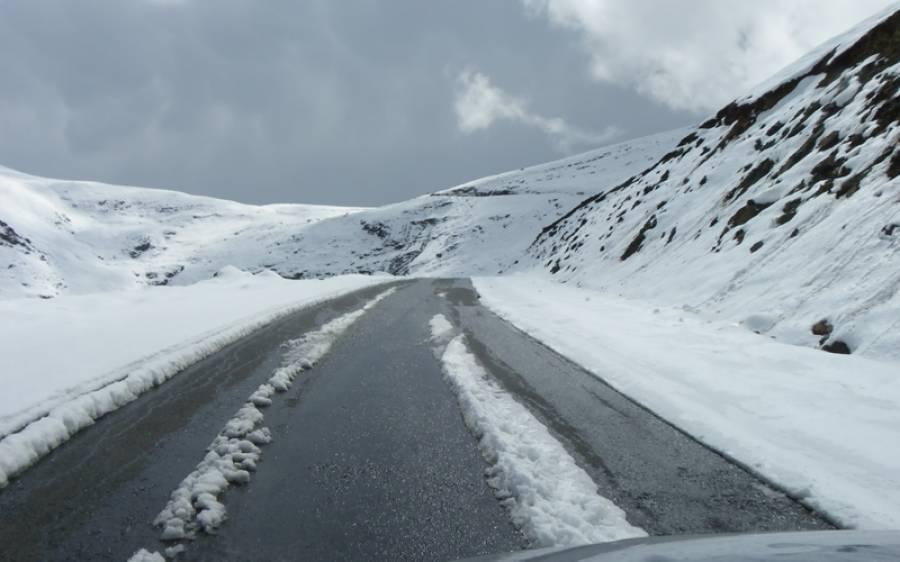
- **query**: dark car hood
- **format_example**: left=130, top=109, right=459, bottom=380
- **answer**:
left=459, top=530, right=900, bottom=561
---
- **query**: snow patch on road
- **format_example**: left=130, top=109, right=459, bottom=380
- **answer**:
left=429, top=314, right=646, bottom=548
left=128, top=549, right=165, bottom=562
left=153, top=404, right=270, bottom=541
left=428, top=314, right=455, bottom=347
left=153, top=288, right=395, bottom=546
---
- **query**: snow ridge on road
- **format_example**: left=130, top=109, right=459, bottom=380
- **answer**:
left=250, top=287, right=394, bottom=405
left=152, top=288, right=396, bottom=549
left=429, top=314, right=646, bottom=548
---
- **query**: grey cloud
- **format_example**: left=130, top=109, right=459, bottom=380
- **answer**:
left=454, top=69, right=621, bottom=152
left=0, top=0, right=694, bottom=205
left=522, top=0, right=897, bottom=112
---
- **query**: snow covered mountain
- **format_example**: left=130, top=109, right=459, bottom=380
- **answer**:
left=0, top=131, right=676, bottom=298
left=1, top=4, right=897, bottom=359
left=0, top=166, right=361, bottom=299
left=524, top=6, right=900, bottom=359
left=277, top=130, right=678, bottom=279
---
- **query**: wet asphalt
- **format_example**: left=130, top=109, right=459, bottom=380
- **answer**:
left=441, top=281, right=832, bottom=535
left=0, top=278, right=831, bottom=562
left=187, top=280, right=523, bottom=562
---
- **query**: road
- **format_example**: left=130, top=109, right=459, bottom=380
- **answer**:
left=0, top=279, right=831, bottom=561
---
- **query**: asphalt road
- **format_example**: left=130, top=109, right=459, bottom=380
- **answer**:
left=0, top=279, right=831, bottom=562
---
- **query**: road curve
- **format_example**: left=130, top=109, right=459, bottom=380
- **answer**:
left=0, top=278, right=831, bottom=562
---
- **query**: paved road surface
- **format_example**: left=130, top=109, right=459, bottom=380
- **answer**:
left=0, top=279, right=830, bottom=562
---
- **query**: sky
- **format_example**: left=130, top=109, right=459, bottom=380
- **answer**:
left=0, top=0, right=895, bottom=206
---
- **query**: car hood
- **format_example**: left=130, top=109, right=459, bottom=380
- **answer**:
left=458, top=530, right=900, bottom=561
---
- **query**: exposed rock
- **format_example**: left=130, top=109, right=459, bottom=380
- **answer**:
left=776, top=199, right=803, bottom=226
left=728, top=200, right=773, bottom=229
left=621, top=215, right=657, bottom=261
left=725, top=159, right=775, bottom=203
left=811, top=319, right=834, bottom=337
left=809, top=152, right=851, bottom=186
left=817, top=131, right=842, bottom=151
left=129, top=240, right=153, bottom=259
left=0, top=219, right=34, bottom=251
left=822, top=340, right=852, bottom=355
left=888, top=150, right=900, bottom=180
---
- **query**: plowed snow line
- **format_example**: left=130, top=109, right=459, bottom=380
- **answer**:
left=138, top=288, right=396, bottom=559
left=429, top=313, right=646, bottom=548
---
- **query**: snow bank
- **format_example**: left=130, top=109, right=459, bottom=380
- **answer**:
left=429, top=314, right=646, bottom=547
left=0, top=273, right=393, bottom=488
left=474, top=276, right=900, bottom=530
left=154, top=288, right=395, bottom=544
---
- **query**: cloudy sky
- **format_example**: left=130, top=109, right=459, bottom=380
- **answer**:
left=0, top=0, right=894, bottom=205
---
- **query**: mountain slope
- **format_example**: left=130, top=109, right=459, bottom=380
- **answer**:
left=525, top=6, right=900, bottom=359
left=0, top=167, right=363, bottom=298
left=0, top=131, right=677, bottom=297
left=275, top=130, right=680, bottom=279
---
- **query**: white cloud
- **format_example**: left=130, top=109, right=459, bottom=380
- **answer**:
left=454, top=69, right=620, bottom=151
left=522, top=0, right=898, bottom=113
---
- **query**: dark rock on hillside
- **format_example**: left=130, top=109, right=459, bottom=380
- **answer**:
left=822, top=340, right=852, bottom=355
left=0, top=219, right=35, bottom=252
left=812, top=320, right=834, bottom=337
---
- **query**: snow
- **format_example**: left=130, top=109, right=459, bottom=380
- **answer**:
left=428, top=314, right=455, bottom=346
left=429, top=313, right=647, bottom=548
left=0, top=273, right=392, bottom=489
left=474, top=276, right=900, bottom=530
left=0, top=165, right=364, bottom=299
left=127, top=549, right=165, bottom=562
left=154, top=288, right=394, bottom=543
left=0, top=130, right=678, bottom=297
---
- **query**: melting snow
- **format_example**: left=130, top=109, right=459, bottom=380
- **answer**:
left=429, top=313, right=646, bottom=547
left=153, top=288, right=395, bottom=545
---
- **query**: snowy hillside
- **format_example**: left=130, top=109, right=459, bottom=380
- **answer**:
left=279, top=130, right=680, bottom=279
left=0, top=131, right=677, bottom=298
left=0, top=166, right=362, bottom=298
left=525, top=6, right=900, bottom=359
